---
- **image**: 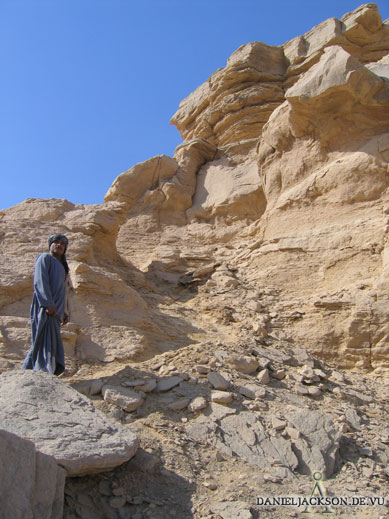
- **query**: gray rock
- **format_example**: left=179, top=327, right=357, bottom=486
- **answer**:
left=90, top=378, right=105, bottom=395
left=253, top=346, right=295, bottom=366
left=71, top=380, right=92, bottom=396
left=210, top=501, right=253, bottom=519
left=272, top=417, right=287, bottom=431
left=239, top=384, right=259, bottom=399
left=186, top=418, right=217, bottom=444
left=295, top=384, right=310, bottom=396
left=287, top=410, right=341, bottom=477
left=207, top=371, right=230, bottom=390
left=0, top=429, right=66, bottom=519
left=167, top=397, right=191, bottom=410
left=123, top=378, right=157, bottom=392
left=307, top=386, right=322, bottom=397
left=155, top=375, right=183, bottom=392
left=127, top=448, right=160, bottom=473
left=205, top=402, right=237, bottom=421
left=102, top=385, right=144, bottom=412
left=291, top=347, right=315, bottom=367
left=0, top=371, right=138, bottom=476
left=342, top=388, right=373, bottom=405
left=215, top=411, right=298, bottom=471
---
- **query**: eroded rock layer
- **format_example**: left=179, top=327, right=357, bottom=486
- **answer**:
left=0, top=3, right=388, bottom=376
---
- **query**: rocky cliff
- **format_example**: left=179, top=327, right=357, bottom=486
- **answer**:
left=0, top=4, right=388, bottom=519
left=2, top=4, right=388, bottom=372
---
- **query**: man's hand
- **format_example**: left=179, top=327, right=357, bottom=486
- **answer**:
left=62, top=313, right=69, bottom=325
left=46, top=306, right=57, bottom=316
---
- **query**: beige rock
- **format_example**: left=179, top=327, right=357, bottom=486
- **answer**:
left=272, top=368, right=287, bottom=380
left=226, top=355, right=259, bottom=374
left=238, top=384, right=261, bottom=400
left=272, top=417, right=287, bottom=431
left=188, top=396, right=208, bottom=412
left=102, top=385, right=144, bottom=412
left=211, top=391, right=234, bottom=404
left=171, top=42, right=286, bottom=149
left=187, top=158, right=266, bottom=221
left=104, top=155, right=178, bottom=206
left=207, top=371, right=230, bottom=390
left=196, top=365, right=210, bottom=374
left=257, top=368, right=271, bottom=385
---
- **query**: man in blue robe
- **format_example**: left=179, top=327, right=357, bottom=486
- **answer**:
left=22, top=234, right=70, bottom=375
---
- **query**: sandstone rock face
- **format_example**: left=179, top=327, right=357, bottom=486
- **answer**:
left=0, top=429, right=66, bottom=519
left=0, top=371, right=138, bottom=476
left=0, top=5, right=388, bottom=380
left=1, top=6, right=389, bottom=518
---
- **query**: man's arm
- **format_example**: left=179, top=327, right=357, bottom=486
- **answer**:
left=33, top=255, right=56, bottom=314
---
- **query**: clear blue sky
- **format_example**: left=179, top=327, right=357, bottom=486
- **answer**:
left=1, top=1, right=388, bottom=210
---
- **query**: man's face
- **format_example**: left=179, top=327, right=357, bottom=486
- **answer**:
left=50, top=239, right=66, bottom=259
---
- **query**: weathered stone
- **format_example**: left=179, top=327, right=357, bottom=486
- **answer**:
left=167, top=398, right=191, bottom=411
left=135, top=379, right=157, bottom=393
left=211, top=391, right=234, bottom=404
left=257, top=368, right=271, bottom=384
left=287, top=410, right=341, bottom=477
left=0, top=371, right=138, bottom=476
left=226, top=355, right=259, bottom=374
left=344, top=407, right=362, bottom=430
left=284, top=426, right=301, bottom=440
left=155, top=376, right=183, bottom=392
left=216, top=411, right=298, bottom=471
left=341, top=388, right=374, bottom=405
left=188, top=396, right=208, bottom=412
left=307, top=386, right=322, bottom=397
left=205, top=403, right=237, bottom=421
left=272, top=417, right=287, bottom=431
left=207, top=371, right=230, bottom=390
left=272, top=368, right=287, bottom=380
left=253, top=347, right=294, bottom=366
left=127, top=448, right=160, bottom=473
left=239, top=384, right=262, bottom=400
left=196, top=365, right=210, bottom=374
left=0, top=429, right=66, bottom=519
left=90, top=378, right=105, bottom=395
left=102, top=385, right=144, bottom=412
left=210, top=500, right=253, bottom=519
left=295, top=384, right=310, bottom=396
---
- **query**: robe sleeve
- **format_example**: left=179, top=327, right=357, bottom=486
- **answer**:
left=33, top=254, right=55, bottom=308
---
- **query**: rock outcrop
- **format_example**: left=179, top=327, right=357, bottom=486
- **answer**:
left=0, top=371, right=138, bottom=476
left=0, top=429, right=66, bottom=519
left=0, top=5, right=389, bottom=517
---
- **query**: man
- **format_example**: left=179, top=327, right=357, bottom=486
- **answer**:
left=22, top=233, right=70, bottom=375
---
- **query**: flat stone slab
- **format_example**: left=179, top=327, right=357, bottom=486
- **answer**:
left=215, top=411, right=298, bottom=472
left=287, top=410, right=341, bottom=477
left=0, top=371, right=138, bottom=476
left=155, top=375, right=183, bottom=392
left=102, top=384, right=144, bottom=412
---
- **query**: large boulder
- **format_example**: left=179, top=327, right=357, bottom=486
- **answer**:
left=0, top=429, right=66, bottom=519
left=0, top=371, right=139, bottom=476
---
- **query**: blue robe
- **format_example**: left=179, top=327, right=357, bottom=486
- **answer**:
left=22, top=253, right=66, bottom=375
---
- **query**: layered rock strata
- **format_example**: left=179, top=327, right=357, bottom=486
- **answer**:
left=0, top=3, right=388, bottom=377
